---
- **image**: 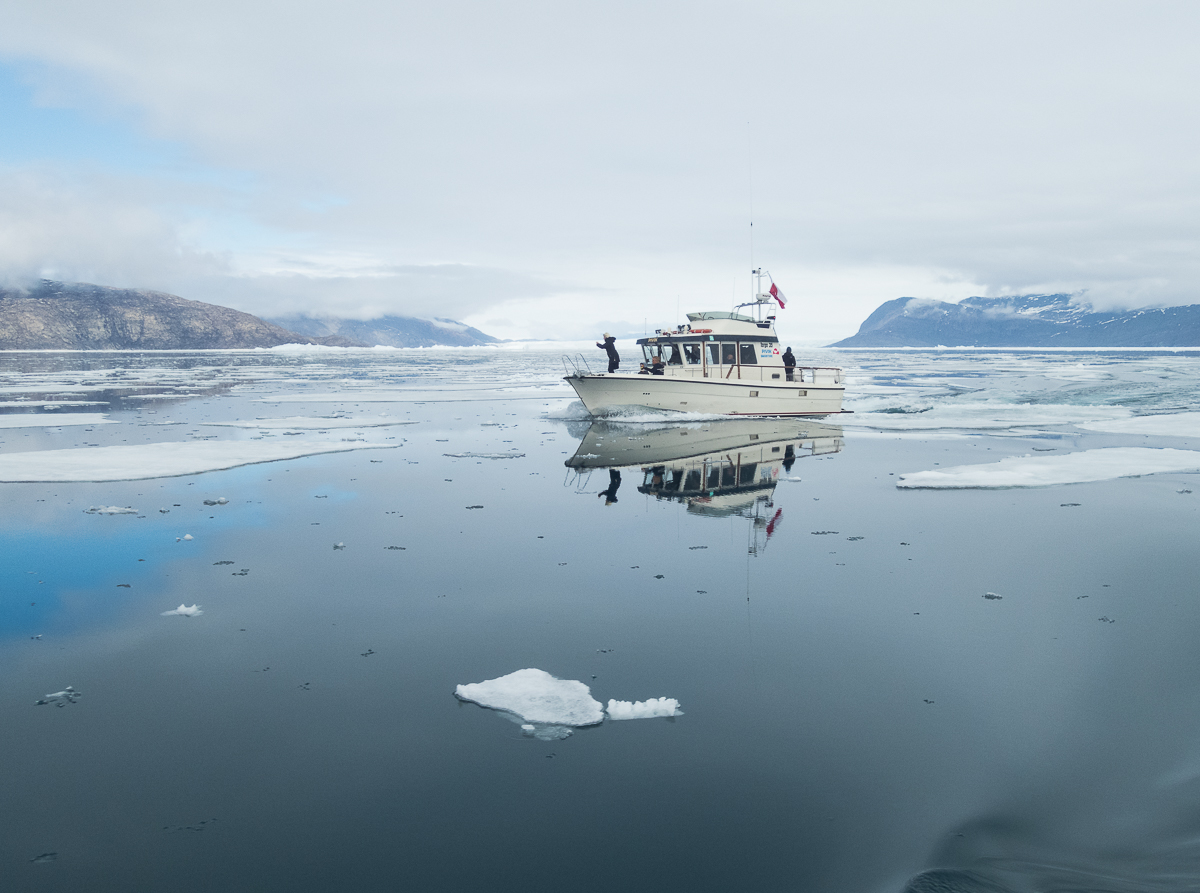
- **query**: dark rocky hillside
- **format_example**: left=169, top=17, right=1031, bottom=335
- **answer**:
left=832, top=294, right=1200, bottom=347
left=0, top=280, right=355, bottom=350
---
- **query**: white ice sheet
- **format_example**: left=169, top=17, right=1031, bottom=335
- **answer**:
left=897, top=447, right=1200, bottom=489
left=0, top=440, right=396, bottom=482
left=1077, top=413, right=1200, bottom=438
left=202, top=417, right=417, bottom=429
left=0, top=413, right=115, bottom=429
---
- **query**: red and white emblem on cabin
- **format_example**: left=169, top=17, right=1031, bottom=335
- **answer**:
left=773, top=348, right=780, bottom=355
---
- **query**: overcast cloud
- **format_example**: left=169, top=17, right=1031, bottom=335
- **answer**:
left=1, top=1, right=1197, bottom=342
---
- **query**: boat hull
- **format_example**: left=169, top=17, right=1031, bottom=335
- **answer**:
left=564, top=373, right=845, bottom=417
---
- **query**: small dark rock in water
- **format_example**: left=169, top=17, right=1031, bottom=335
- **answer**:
left=688, top=546, right=707, bottom=550
left=1060, top=503, right=1081, bottom=507
left=696, top=590, right=707, bottom=594
left=213, top=560, right=234, bottom=565
left=231, top=569, right=249, bottom=576
left=654, top=574, right=664, bottom=579
left=847, top=536, right=865, bottom=541
left=983, top=592, right=1002, bottom=600
left=1077, top=595, right=1089, bottom=599
left=116, top=583, right=131, bottom=588
left=1178, top=489, right=1193, bottom=494
left=1099, top=616, right=1116, bottom=623
left=811, top=531, right=839, bottom=535
left=30, top=852, right=57, bottom=863
left=900, top=542, right=911, bottom=546
left=923, top=699, right=935, bottom=704
left=465, top=505, right=484, bottom=510
left=361, top=649, right=375, bottom=657
left=385, top=546, right=406, bottom=550
left=333, top=542, right=345, bottom=550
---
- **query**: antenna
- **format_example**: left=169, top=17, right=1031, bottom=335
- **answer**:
left=747, top=120, right=755, bottom=298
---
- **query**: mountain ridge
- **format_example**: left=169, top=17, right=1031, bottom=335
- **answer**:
left=831, top=294, right=1200, bottom=347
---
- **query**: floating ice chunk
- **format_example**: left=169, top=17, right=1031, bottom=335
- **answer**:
left=203, top=497, right=229, bottom=506
left=455, top=668, right=604, bottom=726
left=203, top=417, right=417, bottom=429
left=84, top=505, right=137, bottom=515
left=333, top=542, right=345, bottom=550
left=1078, top=412, right=1200, bottom=438
left=35, top=686, right=80, bottom=706
left=846, top=402, right=1132, bottom=432
left=162, top=604, right=202, bottom=617
left=0, top=412, right=115, bottom=429
left=182, top=534, right=194, bottom=541
left=606, top=697, right=683, bottom=720
left=897, top=447, right=1200, bottom=489
left=443, top=451, right=526, bottom=459
left=0, top=440, right=397, bottom=482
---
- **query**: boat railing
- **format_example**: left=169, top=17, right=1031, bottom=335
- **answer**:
left=562, top=354, right=593, bottom=376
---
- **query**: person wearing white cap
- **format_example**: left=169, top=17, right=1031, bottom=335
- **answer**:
left=596, top=332, right=619, bottom=373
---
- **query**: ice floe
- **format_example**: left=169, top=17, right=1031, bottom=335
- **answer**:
left=897, top=447, right=1200, bottom=489
left=845, top=402, right=1132, bottom=432
left=606, top=698, right=683, bottom=720
left=0, top=440, right=395, bottom=482
left=36, top=686, right=81, bottom=706
left=443, top=451, right=526, bottom=459
left=162, top=604, right=202, bottom=617
left=455, top=668, right=605, bottom=726
left=84, top=505, right=137, bottom=514
left=202, top=416, right=417, bottom=429
left=0, top=412, right=115, bottom=429
left=456, top=668, right=683, bottom=732
left=1078, top=412, right=1200, bottom=438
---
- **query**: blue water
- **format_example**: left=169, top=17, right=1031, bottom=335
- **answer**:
left=3, top=348, right=1200, bottom=892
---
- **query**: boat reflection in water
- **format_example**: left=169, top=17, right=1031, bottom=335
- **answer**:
left=565, top=417, right=843, bottom=554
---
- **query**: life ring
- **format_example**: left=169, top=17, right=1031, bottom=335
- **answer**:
left=691, top=328, right=712, bottom=334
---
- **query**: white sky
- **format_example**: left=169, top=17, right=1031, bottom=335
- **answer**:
left=1, top=1, right=1198, bottom=343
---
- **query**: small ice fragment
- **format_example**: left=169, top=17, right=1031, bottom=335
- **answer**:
left=606, top=697, right=683, bottom=720
left=455, top=668, right=604, bottom=726
left=162, top=604, right=202, bottom=617
left=35, top=686, right=80, bottom=706
left=84, top=505, right=137, bottom=515
left=182, top=534, right=193, bottom=541
left=203, top=497, right=229, bottom=506
left=521, top=723, right=535, bottom=732
left=30, top=852, right=58, bottom=863
left=333, top=542, right=345, bottom=550
left=983, top=592, right=1002, bottom=600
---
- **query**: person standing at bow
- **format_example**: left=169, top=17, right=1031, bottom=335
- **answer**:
left=597, top=333, right=620, bottom=373
left=782, top=347, right=796, bottom=382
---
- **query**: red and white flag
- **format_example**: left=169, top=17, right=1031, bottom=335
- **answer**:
left=769, top=282, right=787, bottom=308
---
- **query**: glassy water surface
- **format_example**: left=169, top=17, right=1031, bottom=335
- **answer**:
left=3, top=347, right=1200, bottom=892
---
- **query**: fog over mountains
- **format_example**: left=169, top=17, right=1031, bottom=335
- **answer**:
left=832, top=294, right=1200, bottom=348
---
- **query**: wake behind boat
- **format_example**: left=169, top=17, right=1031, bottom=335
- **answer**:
left=565, top=269, right=846, bottom=417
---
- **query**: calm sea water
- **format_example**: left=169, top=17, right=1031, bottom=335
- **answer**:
left=3, top=347, right=1200, bottom=893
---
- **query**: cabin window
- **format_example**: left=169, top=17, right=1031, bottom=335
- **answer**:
left=739, top=343, right=758, bottom=365
left=721, top=343, right=737, bottom=365
left=642, top=345, right=659, bottom=363
left=739, top=463, right=757, bottom=484
left=683, top=470, right=702, bottom=490
left=683, top=343, right=702, bottom=364
left=664, top=344, right=683, bottom=365
left=707, top=344, right=721, bottom=365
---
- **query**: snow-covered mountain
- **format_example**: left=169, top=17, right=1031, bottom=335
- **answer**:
left=268, top=314, right=499, bottom=348
left=832, top=294, right=1200, bottom=347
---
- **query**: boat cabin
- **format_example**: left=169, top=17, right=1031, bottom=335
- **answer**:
left=636, top=312, right=840, bottom=385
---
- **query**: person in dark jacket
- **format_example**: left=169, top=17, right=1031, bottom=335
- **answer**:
left=598, top=469, right=621, bottom=505
left=597, top=333, right=619, bottom=372
left=782, top=347, right=796, bottom=381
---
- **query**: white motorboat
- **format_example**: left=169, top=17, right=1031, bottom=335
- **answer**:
left=565, top=269, right=846, bottom=417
